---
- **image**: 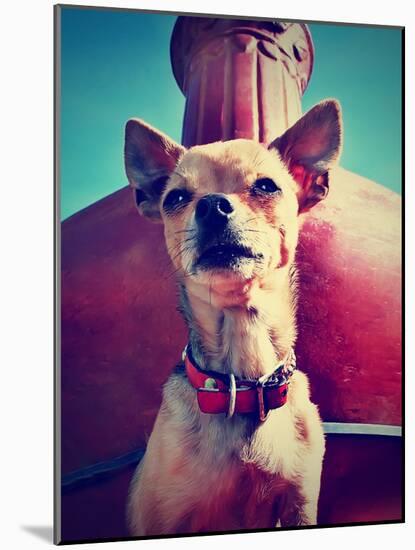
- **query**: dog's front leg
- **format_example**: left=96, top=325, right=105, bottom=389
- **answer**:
left=279, top=476, right=321, bottom=527
left=280, top=496, right=318, bottom=527
left=127, top=403, right=196, bottom=536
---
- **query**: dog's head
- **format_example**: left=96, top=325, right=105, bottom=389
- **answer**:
left=125, top=100, right=342, bottom=308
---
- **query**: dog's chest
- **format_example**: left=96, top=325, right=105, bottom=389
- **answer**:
left=183, top=459, right=290, bottom=532
left=194, top=402, right=301, bottom=476
left=173, top=410, right=300, bottom=531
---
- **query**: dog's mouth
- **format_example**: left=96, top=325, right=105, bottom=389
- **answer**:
left=195, top=242, right=263, bottom=270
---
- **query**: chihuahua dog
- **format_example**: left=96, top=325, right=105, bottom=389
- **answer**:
left=124, top=100, right=342, bottom=535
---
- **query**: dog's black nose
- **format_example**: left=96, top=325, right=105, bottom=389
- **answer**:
left=195, top=194, right=234, bottom=228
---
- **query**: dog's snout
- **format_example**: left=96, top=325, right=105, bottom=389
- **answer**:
left=195, top=194, right=234, bottom=228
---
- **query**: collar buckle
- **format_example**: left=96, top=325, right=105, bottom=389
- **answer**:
left=256, top=380, right=270, bottom=422
left=226, top=373, right=237, bottom=419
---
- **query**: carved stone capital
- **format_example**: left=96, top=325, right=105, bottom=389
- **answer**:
left=171, top=17, right=314, bottom=97
left=170, top=16, right=314, bottom=146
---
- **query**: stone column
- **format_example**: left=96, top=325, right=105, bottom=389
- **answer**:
left=171, top=17, right=313, bottom=146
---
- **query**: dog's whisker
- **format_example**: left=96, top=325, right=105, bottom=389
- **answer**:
left=162, top=243, right=197, bottom=281
left=167, top=238, right=195, bottom=261
left=183, top=257, right=195, bottom=279
left=174, top=228, right=196, bottom=235
left=164, top=265, right=183, bottom=280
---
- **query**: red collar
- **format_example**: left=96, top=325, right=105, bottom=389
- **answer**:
left=184, top=346, right=296, bottom=421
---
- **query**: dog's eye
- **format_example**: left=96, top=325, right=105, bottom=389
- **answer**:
left=253, top=178, right=281, bottom=195
left=163, top=188, right=192, bottom=213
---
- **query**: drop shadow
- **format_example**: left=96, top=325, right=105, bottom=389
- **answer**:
left=21, top=525, right=53, bottom=543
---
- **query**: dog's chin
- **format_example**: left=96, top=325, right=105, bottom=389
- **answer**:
left=186, top=246, right=266, bottom=308
left=196, top=262, right=256, bottom=287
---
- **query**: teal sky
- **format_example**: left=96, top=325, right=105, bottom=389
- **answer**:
left=59, top=7, right=402, bottom=220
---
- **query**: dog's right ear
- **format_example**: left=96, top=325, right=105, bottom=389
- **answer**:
left=269, top=100, right=342, bottom=213
left=124, top=119, right=185, bottom=221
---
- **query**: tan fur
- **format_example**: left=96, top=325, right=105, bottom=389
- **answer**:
left=125, top=100, right=342, bottom=536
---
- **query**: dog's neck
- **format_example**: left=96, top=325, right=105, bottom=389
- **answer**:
left=180, top=265, right=297, bottom=379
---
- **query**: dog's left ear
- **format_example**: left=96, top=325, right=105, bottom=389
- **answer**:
left=125, top=118, right=185, bottom=221
left=269, top=99, right=342, bottom=213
